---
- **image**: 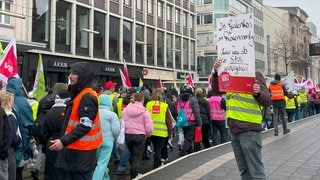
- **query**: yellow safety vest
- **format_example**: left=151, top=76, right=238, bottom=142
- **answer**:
left=300, top=92, right=308, bottom=103
left=226, top=92, right=262, bottom=124
left=285, top=96, right=296, bottom=110
left=146, top=101, right=168, bottom=137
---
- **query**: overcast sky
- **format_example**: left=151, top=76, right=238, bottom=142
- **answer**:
left=263, top=0, right=320, bottom=36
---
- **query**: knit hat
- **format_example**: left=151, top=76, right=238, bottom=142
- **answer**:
left=50, top=83, right=68, bottom=100
left=274, top=74, right=281, bottom=81
left=56, top=89, right=70, bottom=99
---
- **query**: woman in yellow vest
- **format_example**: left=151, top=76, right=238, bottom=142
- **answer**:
left=285, top=91, right=297, bottom=123
left=146, top=89, right=173, bottom=169
left=212, top=59, right=271, bottom=179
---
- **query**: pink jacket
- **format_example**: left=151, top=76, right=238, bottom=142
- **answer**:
left=122, top=101, right=153, bottom=137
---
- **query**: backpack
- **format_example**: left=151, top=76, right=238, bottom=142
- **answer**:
left=176, top=103, right=188, bottom=128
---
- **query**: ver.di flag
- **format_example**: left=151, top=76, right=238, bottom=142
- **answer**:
left=123, top=59, right=132, bottom=88
left=32, top=54, right=46, bottom=101
left=119, top=68, right=131, bottom=89
left=0, top=38, right=19, bottom=86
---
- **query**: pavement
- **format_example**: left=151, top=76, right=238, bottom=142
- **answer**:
left=23, top=114, right=320, bottom=180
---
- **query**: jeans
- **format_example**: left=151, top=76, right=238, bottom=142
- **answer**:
left=92, top=139, right=113, bottom=180
left=181, top=125, right=195, bottom=156
left=272, top=106, right=288, bottom=133
left=211, top=120, right=227, bottom=146
left=117, top=145, right=130, bottom=171
left=300, top=102, right=308, bottom=118
left=231, top=131, right=266, bottom=180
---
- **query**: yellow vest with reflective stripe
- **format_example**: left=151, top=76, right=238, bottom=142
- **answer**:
left=285, top=96, right=296, bottom=110
left=146, top=101, right=168, bottom=137
left=300, top=92, right=308, bottom=103
left=226, top=92, right=262, bottom=124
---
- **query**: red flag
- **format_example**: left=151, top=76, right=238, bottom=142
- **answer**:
left=0, top=38, right=18, bottom=86
left=119, top=68, right=131, bottom=88
left=294, top=75, right=298, bottom=84
left=157, top=77, right=163, bottom=88
left=187, top=73, right=194, bottom=87
left=123, top=59, right=132, bottom=88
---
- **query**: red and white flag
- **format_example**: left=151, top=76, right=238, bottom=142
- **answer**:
left=0, top=38, right=19, bottom=86
left=123, top=59, right=132, bottom=88
left=119, top=68, right=131, bottom=89
left=208, top=72, right=213, bottom=90
left=187, top=73, right=194, bottom=87
left=157, top=77, right=163, bottom=88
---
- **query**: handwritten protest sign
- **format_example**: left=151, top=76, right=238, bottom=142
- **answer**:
left=216, top=14, right=255, bottom=94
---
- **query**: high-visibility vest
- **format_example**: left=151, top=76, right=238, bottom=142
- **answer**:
left=177, top=100, right=195, bottom=121
left=285, top=96, right=296, bottom=110
left=300, top=92, right=308, bottom=103
left=146, top=101, right=168, bottom=137
left=109, top=93, right=118, bottom=100
left=116, top=98, right=125, bottom=117
left=208, top=96, right=225, bottom=121
left=226, top=92, right=262, bottom=124
left=269, top=82, right=285, bottom=100
left=65, top=88, right=102, bottom=150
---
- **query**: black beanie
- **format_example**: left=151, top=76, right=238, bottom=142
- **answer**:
left=275, top=74, right=281, bottom=81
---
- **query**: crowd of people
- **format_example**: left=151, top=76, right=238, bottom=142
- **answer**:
left=1, top=60, right=320, bottom=180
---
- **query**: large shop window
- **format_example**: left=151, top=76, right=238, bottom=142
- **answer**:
left=123, top=20, right=132, bottom=62
left=109, top=16, right=120, bottom=60
left=32, top=0, right=50, bottom=47
left=76, top=6, right=89, bottom=55
left=93, top=11, right=105, bottom=58
left=55, top=1, right=71, bottom=53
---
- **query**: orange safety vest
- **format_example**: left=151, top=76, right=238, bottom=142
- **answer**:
left=269, top=82, right=285, bottom=100
left=65, top=88, right=102, bottom=150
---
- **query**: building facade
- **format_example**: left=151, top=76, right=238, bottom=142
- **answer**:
left=0, top=0, right=197, bottom=91
left=196, top=0, right=265, bottom=81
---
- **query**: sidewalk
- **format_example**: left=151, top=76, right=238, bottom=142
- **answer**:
left=139, top=115, right=320, bottom=179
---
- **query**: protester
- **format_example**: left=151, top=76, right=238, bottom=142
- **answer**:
left=285, top=91, right=297, bottom=123
left=123, top=92, right=153, bottom=179
left=212, top=59, right=270, bottom=179
left=176, top=86, right=202, bottom=156
left=269, top=74, right=292, bottom=136
left=49, top=62, right=103, bottom=180
left=194, top=88, right=211, bottom=150
left=0, top=93, right=12, bottom=180
left=42, top=89, right=70, bottom=180
left=0, top=90, right=21, bottom=180
left=93, top=94, right=120, bottom=179
left=146, top=88, right=173, bottom=169
left=6, top=77, right=34, bottom=180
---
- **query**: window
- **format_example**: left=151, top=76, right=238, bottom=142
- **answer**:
left=175, top=9, right=180, bottom=24
left=183, top=12, right=188, bottom=27
left=157, top=31, right=164, bottom=66
left=167, top=5, right=172, bottom=21
left=147, top=28, right=155, bottom=65
left=109, top=16, right=120, bottom=60
left=136, top=0, right=142, bottom=10
left=147, top=0, right=153, bottom=14
left=93, top=11, right=105, bottom=58
left=136, top=24, right=144, bottom=64
left=197, top=15, right=201, bottom=25
left=190, top=41, right=195, bottom=68
left=197, top=33, right=214, bottom=45
left=55, top=1, right=71, bottom=52
left=76, top=6, right=89, bottom=55
left=157, top=2, right=163, bottom=18
left=175, top=36, right=181, bottom=69
left=0, top=1, right=11, bottom=24
left=124, top=0, right=131, bottom=6
left=167, top=34, right=173, bottom=68
left=204, top=0, right=213, bottom=4
left=190, top=15, right=194, bottom=29
left=123, top=20, right=132, bottom=62
left=32, top=0, right=50, bottom=44
left=183, top=38, right=188, bottom=67
left=203, top=14, right=213, bottom=24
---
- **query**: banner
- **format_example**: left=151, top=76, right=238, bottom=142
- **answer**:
left=187, top=73, right=194, bottom=87
left=32, top=54, right=46, bottom=101
left=216, top=14, right=255, bottom=93
left=0, top=38, right=19, bottom=86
